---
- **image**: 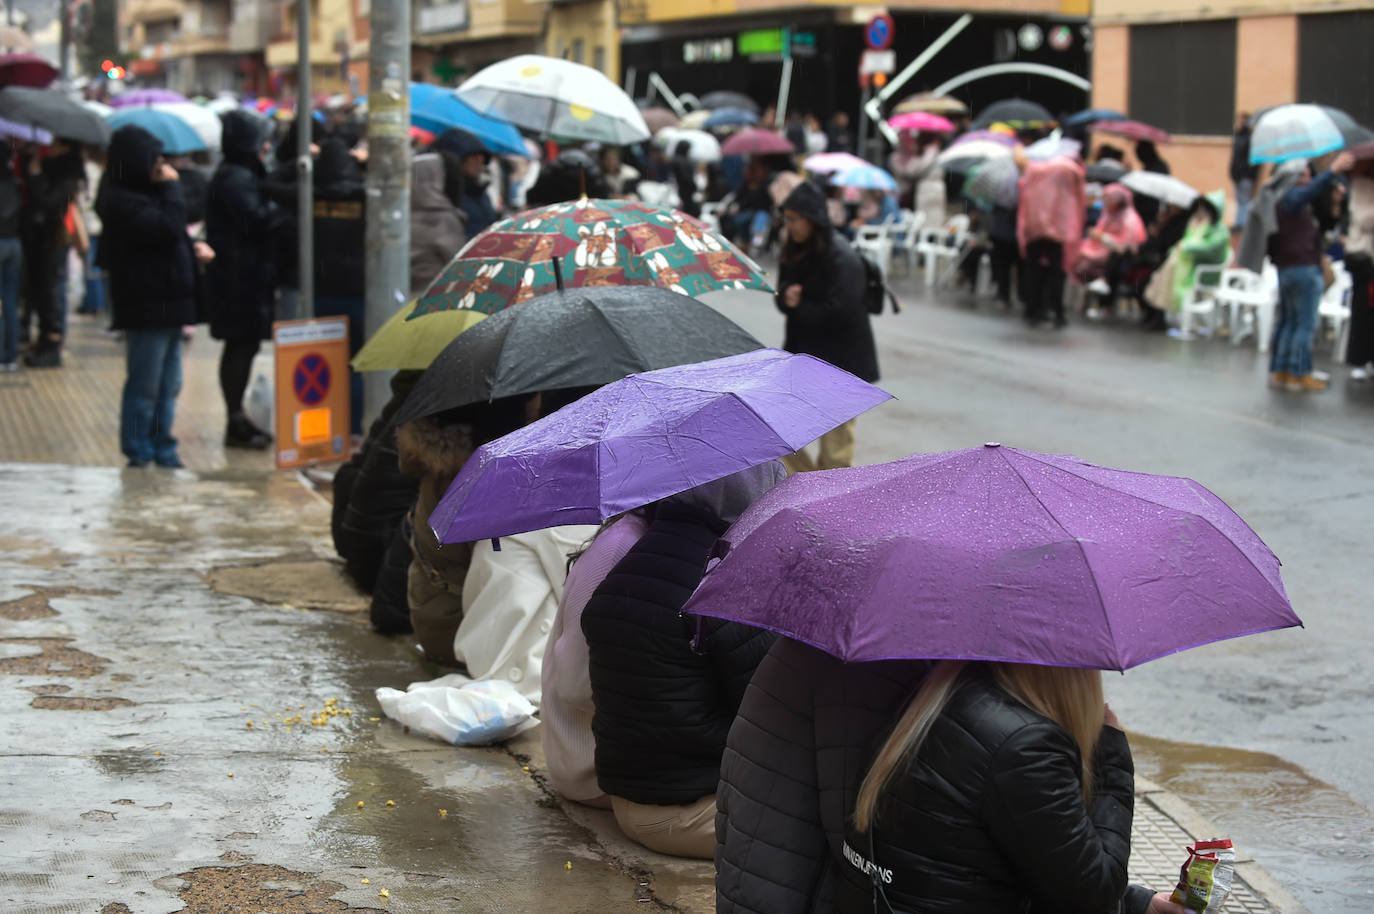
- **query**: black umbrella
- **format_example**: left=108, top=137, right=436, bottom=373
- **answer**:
left=700, top=91, right=760, bottom=115
left=0, top=86, right=110, bottom=146
left=390, top=286, right=763, bottom=428
left=1085, top=160, right=1128, bottom=184
left=972, top=98, right=1055, bottom=131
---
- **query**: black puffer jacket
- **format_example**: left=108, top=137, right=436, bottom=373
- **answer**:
left=838, top=671, right=1137, bottom=914
left=719, top=643, right=1155, bottom=914
left=582, top=501, right=776, bottom=806
left=207, top=111, right=285, bottom=341
left=777, top=182, right=879, bottom=383
left=96, top=126, right=199, bottom=331
left=717, top=638, right=926, bottom=914
left=313, top=137, right=366, bottom=299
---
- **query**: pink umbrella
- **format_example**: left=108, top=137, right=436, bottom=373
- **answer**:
left=886, top=111, right=955, bottom=133
left=0, top=53, right=56, bottom=89
left=721, top=128, right=795, bottom=157
left=1095, top=119, right=1172, bottom=144
left=802, top=151, right=868, bottom=174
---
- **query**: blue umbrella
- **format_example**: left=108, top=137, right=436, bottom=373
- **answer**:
left=704, top=107, right=759, bottom=130
left=107, top=107, right=206, bottom=155
left=832, top=163, right=899, bottom=193
left=409, top=82, right=526, bottom=157
left=1063, top=108, right=1126, bottom=128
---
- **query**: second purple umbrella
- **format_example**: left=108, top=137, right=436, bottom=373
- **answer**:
left=429, top=348, right=893, bottom=544
left=683, top=443, right=1302, bottom=671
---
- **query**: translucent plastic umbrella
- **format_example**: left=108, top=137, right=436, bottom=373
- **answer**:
left=963, top=156, right=1020, bottom=209
left=1249, top=104, right=1347, bottom=164
left=455, top=54, right=649, bottom=144
left=655, top=127, right=721, bottom=162
left=1120, top=170, right=1199, bottom=209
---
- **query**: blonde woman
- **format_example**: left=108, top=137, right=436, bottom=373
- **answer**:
left=842, top=660, right=1184, bottom=914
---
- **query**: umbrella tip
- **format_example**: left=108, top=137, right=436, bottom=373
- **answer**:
left=984, top=442, right=1001, bottom=448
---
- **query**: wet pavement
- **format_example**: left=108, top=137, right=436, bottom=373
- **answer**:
left=1, top=271, right=1370, bottom=910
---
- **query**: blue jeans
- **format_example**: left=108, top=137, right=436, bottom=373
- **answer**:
left=1233, top=178, right=1254, bottom=230
left=0, top=237, right=22, bottom=364
left=314, top=295, right=364, bottom=435
left=80, top=237, right=106, bottom=314
left=120, top=328, right=184, bottom=465
left=1270, top=265, right=1323, bottom=378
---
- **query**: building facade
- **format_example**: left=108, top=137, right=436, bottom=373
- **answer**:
left=1092, top=0, right=1374, bottom=210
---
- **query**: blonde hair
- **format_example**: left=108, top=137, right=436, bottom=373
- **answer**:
left=853, top=661, right=1104, bottom=833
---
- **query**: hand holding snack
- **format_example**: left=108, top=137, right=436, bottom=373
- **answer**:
left=1170, top=838, right=1236, bottom=913
left=1146, top=893, right=1189, bottom=914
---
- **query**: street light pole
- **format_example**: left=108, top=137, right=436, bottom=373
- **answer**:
left=296, top=0, right=313, bottom=319
left=363, top=0, right=410, bottom=428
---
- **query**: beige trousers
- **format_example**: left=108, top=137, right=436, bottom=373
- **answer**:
left=610, top=793, right=716, bottom=859
left=781, top=419, right=857, bottom=474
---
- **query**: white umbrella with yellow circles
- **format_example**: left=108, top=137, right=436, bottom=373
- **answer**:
left=454, top=54, right=650, bottom=145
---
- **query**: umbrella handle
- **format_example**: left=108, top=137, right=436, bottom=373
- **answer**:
left=688, top=614, right=706, bottom=655
left=552, top=256, right=564, bottom=292
left=490, top=537, right=502, bottom=552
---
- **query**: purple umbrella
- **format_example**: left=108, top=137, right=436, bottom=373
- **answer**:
left=683, top=444, right=1301, bottom=671
left=109, top=88, right=189, bottom=108
left=429, top=349, right=892, bottom=544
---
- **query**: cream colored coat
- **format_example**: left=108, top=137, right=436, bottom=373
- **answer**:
left=454, top=525, right=598, bottom=707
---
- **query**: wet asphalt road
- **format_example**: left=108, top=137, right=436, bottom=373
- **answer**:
left=703, top=279, right=1374, bottom=907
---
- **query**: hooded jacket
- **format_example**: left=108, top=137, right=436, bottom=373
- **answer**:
left=410, top=153, right=465, bottom=295
left=1170, top=190, right=1231, bottom=308
left=95, top=125, right=199, bottom=331
left=435, top=129, right=498, bottom=235
left=776, top=181, right=880, bottom=383
left=206, top=111, right=285, bottom=341
left=1077, top=183, right=1147, bottom=264
left=313, top=137, right=366, bottom=299
left=1237, top=159, right=1308, bottom=272
left=582, top=464, right=784, bottom=806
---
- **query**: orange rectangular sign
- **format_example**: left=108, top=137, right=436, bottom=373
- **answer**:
left=273, top=316, right=352, bottom=469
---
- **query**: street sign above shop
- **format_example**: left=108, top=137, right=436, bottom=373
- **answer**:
left=865, top=13, right=895, bottom=50
left=859, top=49, right=896, bottom=75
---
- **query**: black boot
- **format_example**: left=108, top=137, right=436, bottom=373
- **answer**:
left=225, top=415, right=271, bottom=450
left=23, top=339, right=62, bottom=368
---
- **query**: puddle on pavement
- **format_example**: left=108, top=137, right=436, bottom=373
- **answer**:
left=1132, top=733, right=1374, bottom=910
left=206, top=559, right=370, bottom=614
left=30, top=695, right=136, bottom=711
left=0, top=638, right=108, bottom=677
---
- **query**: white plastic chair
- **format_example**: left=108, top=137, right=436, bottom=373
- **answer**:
left=917, top=215, right=972, bottom=288
left=1175, top=249, right=1235, bottom=340
left=889, top=209, right=925, bottom=276
left=1215, top=262, right=1279, bottom=352
left=853, top=214, right=897, bottom=279
left=1319, top=261, right=1353, bottom=358
left=699, top=201, right=723, bottom=234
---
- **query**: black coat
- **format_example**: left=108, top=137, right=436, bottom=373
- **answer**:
left=776, top=231, right=880, bottom=382
left=313, top=138, right=366, bottom=300
left=839, top=672, right=1137, bottom=914
left=435, top=129, right=498, bottom=234
left=582, top=501, right=776, bottom=806
left=206, top=111, right=285, bottom=341
left=717, top=638, right=926, bottom=914
left=96, top=125, right=199, bottom=331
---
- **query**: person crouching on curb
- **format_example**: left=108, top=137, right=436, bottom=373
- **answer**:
left=775, top=180, right=879, bottom=472
left=97, top=125, right=213, bottom=469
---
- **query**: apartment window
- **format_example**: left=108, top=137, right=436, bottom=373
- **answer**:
left=1129, top=19, right=1236, bottom=136
left=593, top=46, right=605, bottom=75
left=572, top=38, right=585, bottom=64
left=1299, top=11, right=1374, bottom=127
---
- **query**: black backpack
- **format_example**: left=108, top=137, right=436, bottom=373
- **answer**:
left=858, top=252, right=901, bottom=315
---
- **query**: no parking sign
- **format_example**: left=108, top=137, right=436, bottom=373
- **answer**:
left=273, top=317, right=352, bottom=469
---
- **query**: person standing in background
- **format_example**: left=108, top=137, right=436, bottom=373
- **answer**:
left=1131, top=140, right=1171, bottom=229
left=76, top=147, right=106, bottom=318
left=19, top=140, right=83, bottom=368
left=97, top=125, right=212, bottom=468
left=312, top=136, right=367, bottom=435
left=0, top=141, right=21, bottom=371
left=1018, top=155, right=1086, bottom=329
left=409, top=153, right=465, bottom=296
left=1342, top=158, right=1374, bottom=380
left=206, top=110, right=285, bottom=450
left=1230, top=113, right=1259, bottom=230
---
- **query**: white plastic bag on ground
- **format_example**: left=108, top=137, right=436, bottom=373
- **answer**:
left=243, top=347, right=274, bottom=432
left=375, top=674, right=537, bottom=746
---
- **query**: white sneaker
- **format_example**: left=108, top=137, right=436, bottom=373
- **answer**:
left=1084, top=307, right=1102, bottom=321
left=1351, top=366, right=1369, bottom=381
left=1087, top=279, right=1111, bottom=296
left=1311, top=369, right=1330, bottom=383
left=0, top=362, right=17, bottom=372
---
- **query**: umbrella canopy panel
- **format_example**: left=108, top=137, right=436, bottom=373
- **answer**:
left=108, top=108, right=207, bottom=155
left=0, top=87, right=111, bottom=146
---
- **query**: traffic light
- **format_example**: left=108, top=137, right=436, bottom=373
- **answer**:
left=101, top=60, right=125, bottom=80
left=873, top=72, right=888, bottom=89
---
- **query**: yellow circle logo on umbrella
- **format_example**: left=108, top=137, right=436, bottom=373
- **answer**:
left=520, top=65, right=543, bottom=78
left=570, top=103, right=593, bottom=121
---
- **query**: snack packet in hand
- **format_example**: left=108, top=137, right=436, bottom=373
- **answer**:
left=1170, top=838, right=1236, bottom=913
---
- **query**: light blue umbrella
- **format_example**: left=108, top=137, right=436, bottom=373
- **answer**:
left=1063, top=107, right=1125, bottom=128
left=107, top=107, right=206, bottom=154
left=704, top=107, right=758, bottom=130
left=408, top=82, right=527, bottom=156
left=831, top=163, right=898, bottom=193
